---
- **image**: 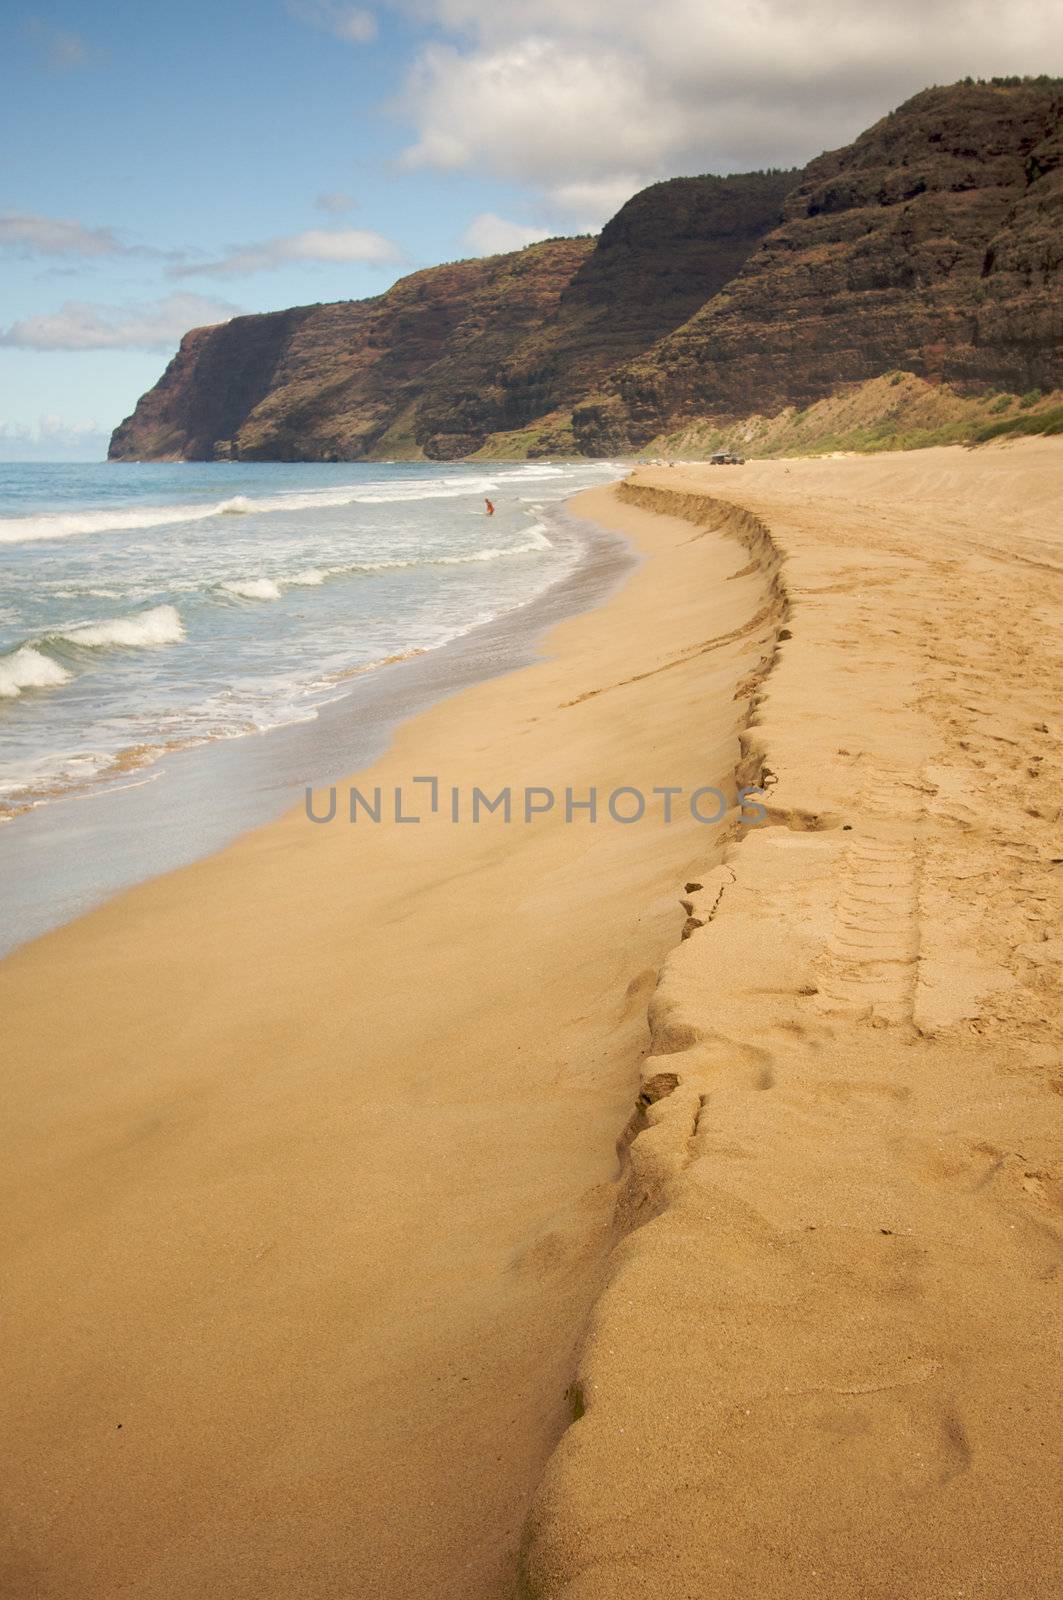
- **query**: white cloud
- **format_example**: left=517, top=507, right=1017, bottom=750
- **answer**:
left=389, top=0, right=1063, bottom=220
left=399, top=39, right=675, bottom=183
left=545, top=175, right=647, bottom=222
left=0, top=212, right=127, bottom=258
left=0, top=293, right=240, bottom=352
left=288, top=1, right=378, bottom=42
left=461, top=212, right=555, bottom=255
left=0, top=416, right=111, bottom=462
left=170, top=226, right=401, bottom=278
left=315, top=191, right=358, bottom=213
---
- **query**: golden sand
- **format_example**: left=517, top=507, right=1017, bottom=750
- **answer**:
left=0, top=480, right=776, bottom=1597
left=2, top=440, right=1060, bottom=1598
left=525, top=440, right=1063, bottom=1598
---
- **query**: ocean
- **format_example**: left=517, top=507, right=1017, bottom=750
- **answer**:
left=0, top=458, right=628, bottom=951
left=0, top=459, right=626, bottom=816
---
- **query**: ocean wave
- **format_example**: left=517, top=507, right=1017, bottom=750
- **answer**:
left=53, top=604, right=185, bottom=649
left=221, top=578, right=283, bottom=601
left=214, top=533, right=552, bottom=600
left=0, top=606, right=185, bottom=702
left=0, top=645, right=73, bottom=699
left=349, top=527, right=553, bottom=574
left=0, top=475, right=505, bottom=543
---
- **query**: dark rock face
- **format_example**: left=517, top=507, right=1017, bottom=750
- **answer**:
left=574, top=82, right=1063, bottom=451
left=107, top=175, right=794, bottom=462
left=110, top=243, right=593, bottom=462
left=108, top=308, right=314, bottom=462
left=492, top=171, right=798, bottom=422
left=110, top=82, right=1062, bottom=463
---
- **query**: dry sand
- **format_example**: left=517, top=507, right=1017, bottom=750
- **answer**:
left=2, top=440, right=1060, bottom=1600
left=524, top=439, right=1063, bottom=1598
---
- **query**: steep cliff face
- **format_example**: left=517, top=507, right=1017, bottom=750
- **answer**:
left=110, top=81, right=1062, bottom=463
left=574, top=81, right=1063, bottom=450
left=108, top=174, right=795, bottom=462
left=492, top=171, right=797, bottom=423
left=110, top=241, right=594, bottom=463
left=107, top=308, right=315, bottom=462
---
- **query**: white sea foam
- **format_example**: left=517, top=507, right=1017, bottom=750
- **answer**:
left=219, top=533, right=553, bottom=595
left=0, top=645, right=72, bottom=698
left=222, top=578, right=282, bottom=600
left=0, top=459, right=607, bottom=832
left=55, top=605, right=185, bottom=649
left=0, top=476, right=504, bottom=543
left=347, top=529, right=552, bottom=575
left=66, top=588, right=124, bottom=601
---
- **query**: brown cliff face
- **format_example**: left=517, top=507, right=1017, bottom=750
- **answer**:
left=110, top=81, right=1062, bottom=463
left=575, top=81, right=1063, bottom=451
left=107, top=308, right=315, bottom=462
left=110, top=242, right=594, bottom=463
left=490, top=171, right=798, bottom=423
left=108, top=175, right=794, bottom=462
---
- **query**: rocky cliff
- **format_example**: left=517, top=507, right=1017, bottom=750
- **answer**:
left=108, top=174, right=795, bottom=461
left=110, top=80, right=1061, bottom=462
left=575, top=80, right=1063, bottom=450
left=109, top=242, right=593, bottom=463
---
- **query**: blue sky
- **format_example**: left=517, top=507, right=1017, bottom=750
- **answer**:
left=2, top=0, right=1059, bottom=458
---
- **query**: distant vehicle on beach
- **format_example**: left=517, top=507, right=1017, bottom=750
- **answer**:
left=709, top=451, right=746, bottom=465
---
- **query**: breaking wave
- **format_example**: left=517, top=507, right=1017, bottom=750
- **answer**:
left=221, top=578, right=283, bottom=601
left=0, top=475, right=506, bottom=543
left=53, top=605, right=185, bottom=649
left=0, top=606, right=185, bottom=705
left=0, top=646, right=72, bottom=699
left=214, top=531, right=552, bottom=602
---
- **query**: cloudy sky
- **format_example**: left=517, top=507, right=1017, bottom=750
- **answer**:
left=1, top=0, right=1059, bottom=458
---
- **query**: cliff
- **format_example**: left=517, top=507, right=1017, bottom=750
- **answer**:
left=110, top=80, right=1062, bottom=463
left=108, top=242, right=594, bottom=463
left=576, top=80, right=1063, bottom=450
left=108, top=174, right=795, bottom=462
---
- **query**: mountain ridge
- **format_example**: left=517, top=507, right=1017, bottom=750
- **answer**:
left=109, top=80, right=1062, bottom=463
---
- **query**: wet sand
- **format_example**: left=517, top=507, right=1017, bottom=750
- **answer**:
left=0, top=505, right=633, bottom=957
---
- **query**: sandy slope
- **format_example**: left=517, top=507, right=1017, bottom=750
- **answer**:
left=523, top=440, right=1063, bottom=1598
left=0, top=485, right=778, bottom=1597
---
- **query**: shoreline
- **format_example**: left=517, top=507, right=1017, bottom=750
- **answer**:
left=0, top=476, right=779, bottom=1598
left=0, top=499, right=634, bottom=957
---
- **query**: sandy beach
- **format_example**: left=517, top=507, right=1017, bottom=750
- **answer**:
left=2, top=440, right=1061, bottom=1599
left=0, top=473, right=778, bottom=1597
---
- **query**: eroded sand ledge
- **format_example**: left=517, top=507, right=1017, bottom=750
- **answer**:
left=523, top=442, right=1063, bottom=1599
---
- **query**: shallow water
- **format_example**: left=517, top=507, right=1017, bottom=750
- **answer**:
left=0, top=462, right=632, bottom=955
left=0, top=459, right=621, bottom=815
